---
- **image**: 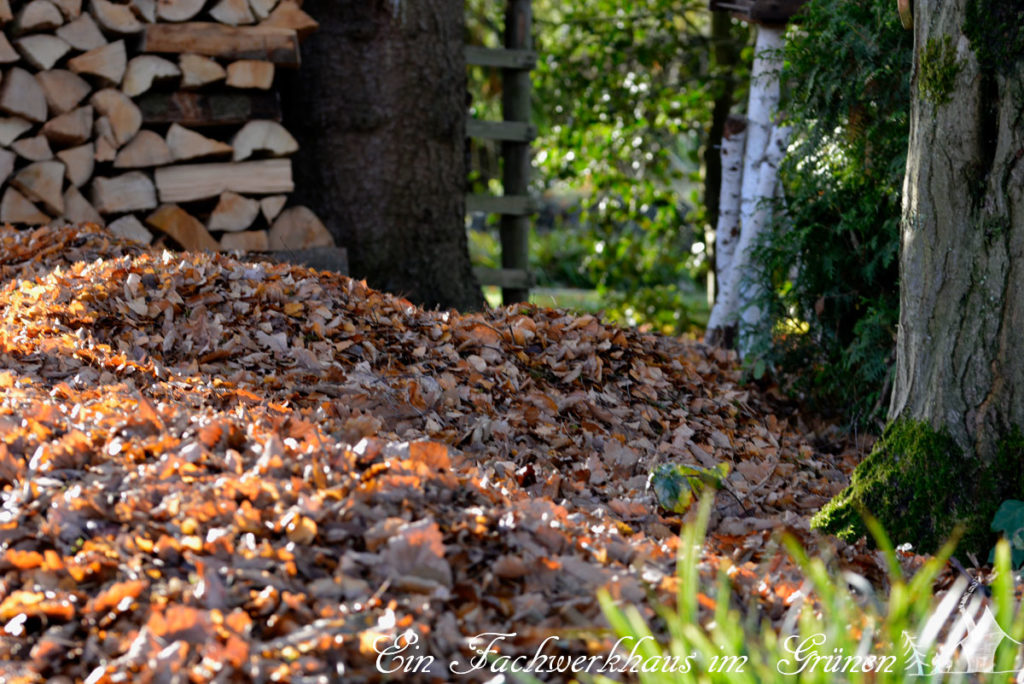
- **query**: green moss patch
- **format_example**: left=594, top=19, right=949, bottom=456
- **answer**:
left=919, top=35, right=963, bottom=106
left=812, top=420, right=1024, bottom=555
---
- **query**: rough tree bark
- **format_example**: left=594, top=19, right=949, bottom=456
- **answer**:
left=890, top=0, right=1024, bottom=459
left=814, top=0, right=1024, bottom=553
left=281, top=0, right=483, bottom=311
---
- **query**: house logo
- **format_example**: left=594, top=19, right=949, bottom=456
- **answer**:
left=903, top=579, right=1024, bottom=676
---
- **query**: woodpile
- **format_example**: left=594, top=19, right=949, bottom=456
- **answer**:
left=0, top=0, right=337, bottom=254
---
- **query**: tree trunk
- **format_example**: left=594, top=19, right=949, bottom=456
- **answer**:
left=705, top=25, right=784, bottom=351
left=702, top=10, right=744, bottom=309
left=813, top=0, right=1024, bottom=554
left=281, top=0, right=483, bottom=311
left=891, top=0, right=1024, bottom=459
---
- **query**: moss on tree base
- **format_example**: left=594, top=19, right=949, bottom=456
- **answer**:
left=812, top=420, right=1024, bottom=555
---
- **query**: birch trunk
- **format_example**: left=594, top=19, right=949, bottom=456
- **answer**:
left=704, top=116, right=746, bottom=346
left=706, top=26, right=784, bottom=348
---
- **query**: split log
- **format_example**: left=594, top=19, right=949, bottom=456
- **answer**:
left=91, top=89, right=141, bottom=146
left=231, top=119, right=296, bottom=161
left=114, top=129, right=171, bottom=167
left=210, top=0, right=255, bottom=26
left=36, top=69, right=92, bottom=115
left=68, top=40, right=125, bottom=85
left=0, top=118, right=33, bottom=146
left=0, top=33, right=17, bottom=63
left=155, top=158, right=293, bottom=202
left=140, top=23, right=300, bottom=66
left=91, top=171, right=158, bottom=214
left=130, top=0, right=154, bottom=22
left=123, top=55, right=181, bottom=97
left=13, top=134, right=55, bottom=161
left=0, top=147, right=15, bottom=185
left=11, top=160, right=66, bottom=215
left=93, top=117, right=117, bottom=160
left=146, top=204, right=220, bottom=250
left=14, top=0, right=64, bottom=34
left=1, top=187, right=50, bottom=224
left=0, top=68, right=49, bottom=123
left=56, top=12, right=105, bottom=51
left=209, top=191, right=259, bottom=231
left=260, top=1, right=316, bottom=39
left=52, top=0, right=82, bottom=20
left=268, top=206, right=332, bottom=250
left=166, top=123, right=232, bottom=161
left=220, top=229, right=268, bottom=251
left=0, top=0, right=14, bottom=24
left=56, top=142, right=93, bottom=186
left=225, top=59, right=273, bottom=89
left=248, top=0, right=277, bottom=21
left=108, top=214, right=152, bottom=243
left=63, top=184, right=103, bottom=225
left=259, top=194, right=285, bottom=222
left=179, top=53, right=226, bottom=88
left=136, top=91, right=281, bottom=127
left=155, top=0, right=205, bottom=22
left=15, top=34, right=71, bottom=70
left=41, top=105, right=93, bottom=146
left=89, top=0, right=144, bottom=34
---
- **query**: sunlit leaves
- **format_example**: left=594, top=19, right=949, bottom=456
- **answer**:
left=0, top=224, right=869, bottom=680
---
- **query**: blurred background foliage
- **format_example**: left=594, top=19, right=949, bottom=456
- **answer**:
left=466, top=0, right=750, bottom=334
left=465, top=0, right=909, bottom=427
left=746, top=0, right=910, bottom=426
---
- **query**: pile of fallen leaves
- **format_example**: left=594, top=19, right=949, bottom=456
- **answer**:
left=0, top=224, right=890, bottom=682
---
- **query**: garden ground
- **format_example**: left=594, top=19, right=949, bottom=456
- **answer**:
left=0, top=225, right=952, bottom=682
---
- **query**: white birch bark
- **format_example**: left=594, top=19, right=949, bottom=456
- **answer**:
left=705, top=26, right=784, bottom=345
left=736, top=125, right=791, bottom=356
left=705, top=116, right=746, bottom=339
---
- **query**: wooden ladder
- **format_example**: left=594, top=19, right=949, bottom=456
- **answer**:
left=465, top=0, right=536, bottom=305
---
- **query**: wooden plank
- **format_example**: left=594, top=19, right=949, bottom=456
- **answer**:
left=91, top=171, right=157, bottom=214
left=268, top=206, right=332, bottom=249
left=466, top=194, right=538, bottom=216
left=473, top=267, right=533, bottom=290
left=67, top=39, right=126, bottom=85
left=12, top=161, right=65, bottom=215
left=499, top=0, right=534, bottom=304
left=209, top=191, right=259, bottom=231
left=146, top=204, right=219, bottom=250
left=140, top=23, right=300, bottom=66
left=166, top=123, right=232, bottom=161
left=260, top=1, right=318, bottom=39
left=136, top=91, right=281, bottom=127
left=464, top=45, right=536, bottom=70
left=155, top=159, right=293, bottom=202
left=220, top=230, right=268, bottom=251
left=0, top=68, right=48, bottom=123
left=466, top=119, right=535, bottom=142
left=231, top=119, right=296, bottom=160
left=156, top=0, right=204, bottom=22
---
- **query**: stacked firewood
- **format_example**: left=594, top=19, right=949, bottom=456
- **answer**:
left=0, top=0, right=336, bottom=254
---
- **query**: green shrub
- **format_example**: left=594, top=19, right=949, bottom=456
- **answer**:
left=745, top=0, right=911, bottom=426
